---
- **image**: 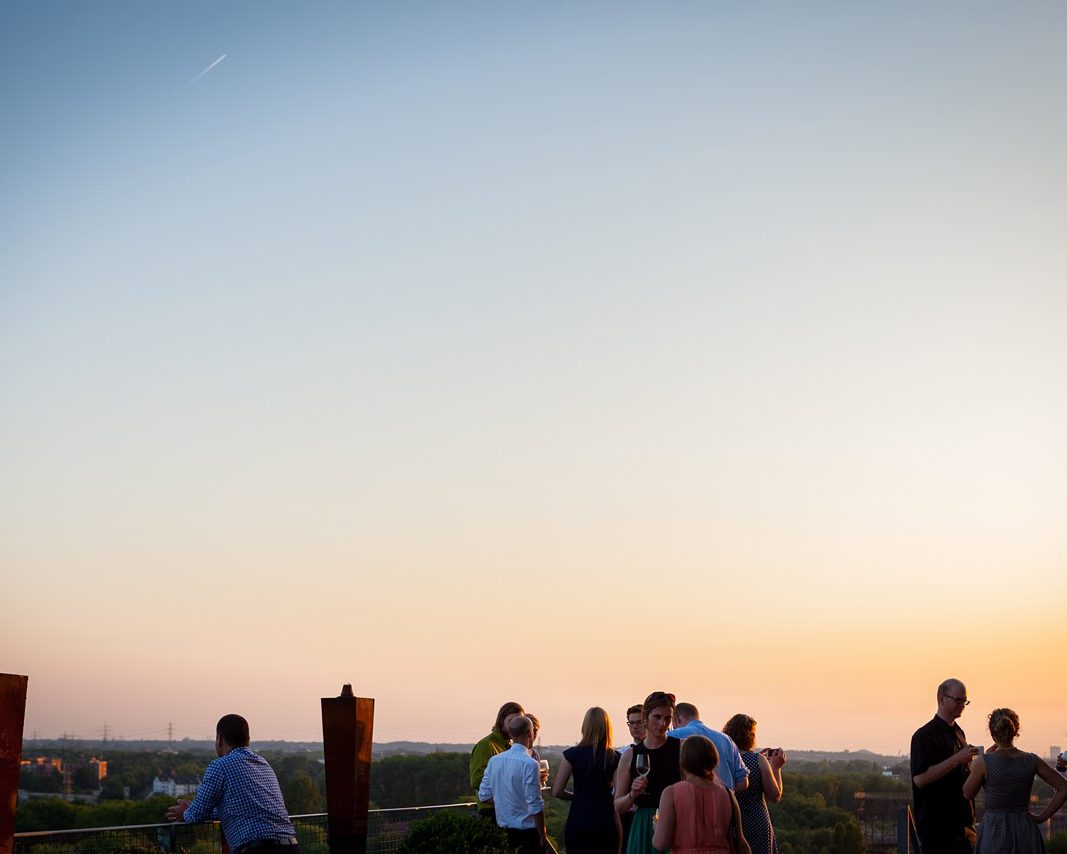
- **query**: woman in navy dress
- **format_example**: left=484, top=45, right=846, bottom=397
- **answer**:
left=722, top=714, right=785, bottom=854
left=552, top=706, right=621, bottom=853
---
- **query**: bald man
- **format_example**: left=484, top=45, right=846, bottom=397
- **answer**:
left=910, top=678, right=978, bottom=853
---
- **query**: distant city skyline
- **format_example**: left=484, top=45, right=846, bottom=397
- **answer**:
left=3, top=3, right=1066, bottom=757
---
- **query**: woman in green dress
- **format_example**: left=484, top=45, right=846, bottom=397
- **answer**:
left=614, top=691, right=681, bottom=854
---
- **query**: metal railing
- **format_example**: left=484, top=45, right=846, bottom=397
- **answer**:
left=14, top=805, right=478, bottom=854
left=898, top=803, right=921, bottom=854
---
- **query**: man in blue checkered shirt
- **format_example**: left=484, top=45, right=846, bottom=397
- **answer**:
left=166, top=714, right=300, bottom=854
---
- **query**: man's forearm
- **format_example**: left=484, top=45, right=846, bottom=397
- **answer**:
left=533, top=811, right=546, bottom=841
left=913, top=755, right=959, bottom=788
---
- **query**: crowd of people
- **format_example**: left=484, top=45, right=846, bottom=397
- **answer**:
left=471, top=693, right=786, bottom=854
left=152, top=689, right=1067, bottom=854
left=473, top=682, right=1067, bottom=854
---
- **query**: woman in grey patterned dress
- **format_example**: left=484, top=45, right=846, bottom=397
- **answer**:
left=963, top=708, right=1067, bottom=853
left=723, top=714, right=784, bottom=854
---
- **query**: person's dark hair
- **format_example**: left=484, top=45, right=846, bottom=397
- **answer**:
left=675, top=702, right=699, bottom=721
left=722, top=714, right=757, bottom=751
left=216, top=714, right=250, bottom=747
left=988, top=708, right=1020, bottom=743
left=679, top=735, right=719, bottom=779
left=626, top=704, right=643, bottom=719
left=643, top=691, right=676, bottom=717
left=494, top=702, right=524, bottom=736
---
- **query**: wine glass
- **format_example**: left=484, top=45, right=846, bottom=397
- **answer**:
left=635, top=753, right=651, bottom=778
left=539, top=759, right=551, bottom=790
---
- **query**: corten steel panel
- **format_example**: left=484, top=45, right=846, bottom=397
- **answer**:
left=0, top=674, right=29, bottom=854
left=321, top=687, right=374, bottom=854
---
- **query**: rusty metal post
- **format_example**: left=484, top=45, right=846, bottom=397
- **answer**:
left=321, top=685, right=374, bottom=854
left=1, top=674, right=29, bottom=854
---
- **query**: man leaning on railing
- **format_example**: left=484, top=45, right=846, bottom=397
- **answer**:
left=166, top=714, right=300, bottom=854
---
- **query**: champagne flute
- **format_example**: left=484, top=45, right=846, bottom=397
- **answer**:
left=635, top=753, right=651, bottom=778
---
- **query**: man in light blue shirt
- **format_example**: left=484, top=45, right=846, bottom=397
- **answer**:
left=477, top=715, right=545, bottom=853
left=668, top=702, right=749, bottom=791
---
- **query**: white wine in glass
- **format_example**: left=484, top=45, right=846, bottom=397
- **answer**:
left=539, top=759, right=551, bottom=790
left=635, top=753, right=651, bottom=778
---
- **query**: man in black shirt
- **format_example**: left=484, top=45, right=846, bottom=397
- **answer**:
left=910, top=678, right=979, bottom=853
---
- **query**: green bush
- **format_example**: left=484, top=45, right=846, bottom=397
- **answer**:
left=1047, top=831, right=1067, bottom=854
left=396, top=811, right=510, bottom=854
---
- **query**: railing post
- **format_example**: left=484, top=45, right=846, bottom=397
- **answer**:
left=321, top=685, right=374, bottom=854
left=1, top=674, right=30, bottom=854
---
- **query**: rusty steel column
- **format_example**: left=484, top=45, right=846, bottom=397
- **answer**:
left=1, top=674, right=29, bottom=854
left=321, top=685, right=374, bottom=854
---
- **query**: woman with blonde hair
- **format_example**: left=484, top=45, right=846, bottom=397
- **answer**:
left=652, top=735, right=750, bottom=854
left=552, top=706, right=622, bottom=853
left=963, top=708, right=1067, bottom=853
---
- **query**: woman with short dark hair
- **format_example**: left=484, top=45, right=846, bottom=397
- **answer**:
left=722, top=713, right=784, bottom=854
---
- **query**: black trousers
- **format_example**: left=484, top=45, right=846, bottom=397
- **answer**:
left=505, top=827, right=542, bottom=854
left=916, top=823, right=974, bottom=854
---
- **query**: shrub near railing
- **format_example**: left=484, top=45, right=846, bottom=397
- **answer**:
left=395, top=811, right=510, bottom=854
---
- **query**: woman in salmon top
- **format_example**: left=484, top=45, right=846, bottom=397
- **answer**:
left=652, top=735, right=751, bottom=854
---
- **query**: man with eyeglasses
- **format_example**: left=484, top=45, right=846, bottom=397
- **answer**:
left=618, top=705, right=646, bottom=852
left=910, top=678, right=979, bottom=853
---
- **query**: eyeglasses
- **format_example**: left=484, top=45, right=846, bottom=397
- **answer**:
left=627, top=719, right=647, bottom=727
left=944, top=694, right=970, bottom=706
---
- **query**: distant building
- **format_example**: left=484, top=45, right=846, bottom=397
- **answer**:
left=152, top=775, right=200, bottom=797
left=20, top=756, right=62, bottom=774
left=1051, top=745, right=1062, bottom=761
left=87, top=757, right=108, bottom=781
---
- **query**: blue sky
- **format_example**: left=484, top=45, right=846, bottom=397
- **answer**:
left=2, top=3, right=1066, bottom=751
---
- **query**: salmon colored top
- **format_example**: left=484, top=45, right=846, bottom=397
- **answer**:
left=668, top=780, right=733, bottom=854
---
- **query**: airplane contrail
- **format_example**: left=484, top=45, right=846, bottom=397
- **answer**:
left=192, top=54, right=227, bottom=83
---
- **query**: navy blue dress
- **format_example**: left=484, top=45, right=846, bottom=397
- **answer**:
left=562, top=745, right=621, bottom=853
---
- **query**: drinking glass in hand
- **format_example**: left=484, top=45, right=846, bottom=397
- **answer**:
left=539, top=759, right=550, bottom=790
left=635, top=753, right=651, bottom=778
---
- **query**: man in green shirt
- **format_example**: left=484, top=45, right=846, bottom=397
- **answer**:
left=470, top=701, right=524, bottom=823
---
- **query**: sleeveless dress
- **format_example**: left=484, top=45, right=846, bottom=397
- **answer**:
left=735, top=751, right=778, bottom=854
left=562, top=745, right=621, bottom=853
left=627, top=738, right=682, bottom=854
left=666, top=781, right=732, bottom=854
left=975, top=751, right=1046, bottom=854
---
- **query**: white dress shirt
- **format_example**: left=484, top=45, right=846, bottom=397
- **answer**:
left=477, top=743, right=544, bottom=830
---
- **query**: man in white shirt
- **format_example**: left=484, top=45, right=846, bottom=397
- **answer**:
left=477, top=715, right=546, bottom=853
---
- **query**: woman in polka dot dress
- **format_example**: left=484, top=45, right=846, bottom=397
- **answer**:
left=723, top=714, right=785, bottom=854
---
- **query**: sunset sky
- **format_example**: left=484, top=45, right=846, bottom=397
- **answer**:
left=2, top=2, right=1066, bottom=756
